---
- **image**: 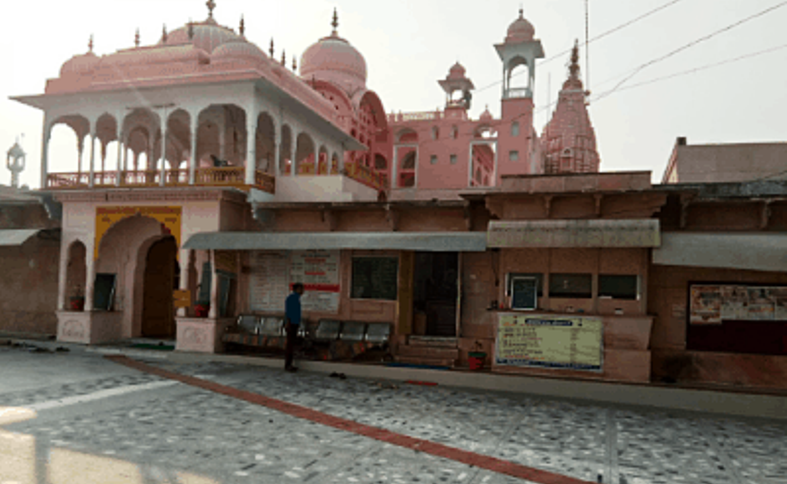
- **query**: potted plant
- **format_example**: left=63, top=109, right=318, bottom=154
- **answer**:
left=194, top=301, right=210, bottom=318
left=468, top=340, right=487, bottom=371
left=69, top=285, right=85, bottom=311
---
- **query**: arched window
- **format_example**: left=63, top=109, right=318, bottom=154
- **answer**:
left=511, top=122, right=520, bottom=137
left=431, top=126, right=439, bottom=140
left=451, top=126, right=458, bottom=139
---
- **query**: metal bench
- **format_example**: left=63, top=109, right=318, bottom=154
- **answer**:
left=237, top=314, right=260, bottom=334
left=339, top=321, right=367, bottom=342
left=365, top=323, right=391, bottom=345
left=259, top=317, right=285, bottom=337
left=314, top=319, right=342, bottom=342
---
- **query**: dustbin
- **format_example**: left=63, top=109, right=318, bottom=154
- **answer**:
left=468, top=351, right=487, bottom=370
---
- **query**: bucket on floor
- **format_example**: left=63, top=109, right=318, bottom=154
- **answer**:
left=468, top=351, right=486, bottom=371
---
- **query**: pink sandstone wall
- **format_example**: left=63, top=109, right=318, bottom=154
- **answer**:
left=648, top=264, right=787, bottom=389
left=0, top=237, right=60, bottom=335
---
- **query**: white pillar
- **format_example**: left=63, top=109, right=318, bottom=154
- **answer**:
left=290, top=129, right=297, bottom=178
left=84, top=244, right=96, bottom=312
left=88, top=129, right=96, bottom=188
left=208, top=250, right=219, bottom=319
left=392, top=146, right=398, bottom=188
left=189, top=112, right=198, bottom=185
left=56, top=240, right=69, bottom=311
left=115, top=132, right=123, bottom=187
left=77, top=139, right=84, bottom=175
left=245, top=115, right=257, bottom=185
left=218, top=121, right=226, bottom=161
left=40, top=120, right=51, bottom=189
left=177, top=248, right=190, bottom=317
left=160, top=118, right=168, bottom=187
left=122, top=143, right=129, bottom=173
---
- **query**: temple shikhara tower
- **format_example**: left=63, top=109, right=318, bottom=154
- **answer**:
left=541, top=41, right=601, bottom=174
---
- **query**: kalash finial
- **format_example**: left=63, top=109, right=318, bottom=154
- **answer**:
left=188, top=19, right=194, bottom=40
left=239, top=15, right=245, bottom=36
left=162, top=24, right=168, bottom=43
left=281, top=49, right=286, bottom=66
left=134, top=28, right=140, bottom=48
left=331, top=8, right=339, bottom=35
left=292, top=55, right=297, bottom=72
left=269, top=38, right=275, bottom=58
left=88, top=34, right=94, bottom=53
left=206, top=0, right=216, bottom=19
left=519, top=5, right=524, bottom=18
left=569, top=39, right=581, bottom=80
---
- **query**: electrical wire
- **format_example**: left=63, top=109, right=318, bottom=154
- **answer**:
left=591, top=1, right=787, bottom=103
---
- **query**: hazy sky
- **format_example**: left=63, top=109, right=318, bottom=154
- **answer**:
left=2, top=0, right=786, bottom=188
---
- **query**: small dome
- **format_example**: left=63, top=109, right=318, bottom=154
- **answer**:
left=301, top=34, right=367, bottom=93
left=212, top=40, right=267, bottom=66
left=480, top=107, right=493, bottom=123
left=448, top=62, right=466, bottom=79
left=7, top=142, right=25, bottom=158
left=506, top=9, right=535, bottom=43
left=60, top=52, right=100, bottom=76
left=164, top=19, right=243, bottom=54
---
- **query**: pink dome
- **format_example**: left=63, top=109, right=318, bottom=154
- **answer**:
left=506, top=10, right=535, bottom=43
left=212, top=40, right=267, bottom=66
left=60, top=52, right=100, bottom=76
left=164, top=19, right=242, bottom=54
left=448, top=62, right=466, bottom=79
left=480, top=107, right=493, bottom=123
left=301, top=34, right=367, bottom=93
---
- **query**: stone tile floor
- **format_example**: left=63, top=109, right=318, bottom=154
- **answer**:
left=1, top=349, right=785, bottom=484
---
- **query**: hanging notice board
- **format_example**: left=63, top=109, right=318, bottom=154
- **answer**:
left=248, top=250, right=341, bottom=313
left=495, top=313, right=603, bottom=371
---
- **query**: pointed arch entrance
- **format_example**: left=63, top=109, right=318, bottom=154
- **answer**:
left=141, top=236, right=178, bottom=337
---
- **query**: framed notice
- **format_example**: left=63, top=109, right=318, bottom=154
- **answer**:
left=495, top=313, right=603, bottom=371
left=689, top=285, right=722, bottom=325
left=689, top=283, right=787, bottom=324
left=248, top=252, right=289, bottom=312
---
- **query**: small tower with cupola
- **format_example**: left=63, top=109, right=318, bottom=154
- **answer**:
left=495, top=8, right=545, bottom=180
left=438, top=62, right=475, bottom=119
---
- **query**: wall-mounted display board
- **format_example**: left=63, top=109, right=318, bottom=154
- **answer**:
left=690, top=284, right=787, bottom=324
left=495, top=313, right=603, bottom=371
left=249, top=251, right=341, bottom=313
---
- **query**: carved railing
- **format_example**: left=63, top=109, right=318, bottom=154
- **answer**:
left=46, top=167, right=275, bottom=194
left=344, top=161, right=387, bottom=191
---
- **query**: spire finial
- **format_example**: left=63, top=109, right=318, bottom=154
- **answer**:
left=188, top=20, right=194, bottom=40
left=569, top=38, right=581, bottom=80
left=269, top=38, right=275, bottom=58
left=519, top=5, right=524, bottom=18
left=239, top=15, right=245, bottom=36
left=162, top=24, right=168, bottom=43
left=331, top=7, right=339, bottom=35
left=134, top=28, right=140, bottom=48
left=206, top=0, right=216, bottom=18
left=281, top=49, right=286, bottom=66
left=88, top=34, right=94, bottom=52
left=292, top=55, right=297, bottom=72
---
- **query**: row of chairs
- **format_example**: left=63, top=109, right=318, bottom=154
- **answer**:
left=235, top=315, right=391, bottom=345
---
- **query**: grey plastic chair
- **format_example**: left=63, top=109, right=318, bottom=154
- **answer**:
left=365, top=323, right=391, bottom=345
left=314, top=320, right=342, bottom=341
left=340, top=321, right=367, bottom=342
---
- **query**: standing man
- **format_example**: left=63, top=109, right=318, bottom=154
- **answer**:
left=284, top=283, right=304, bottom=372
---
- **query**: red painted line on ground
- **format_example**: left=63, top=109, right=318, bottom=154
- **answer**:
left=106, top=355, right=594, bottom=484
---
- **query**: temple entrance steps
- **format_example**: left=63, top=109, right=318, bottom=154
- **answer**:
left=394, top=336, right=459, bottom=368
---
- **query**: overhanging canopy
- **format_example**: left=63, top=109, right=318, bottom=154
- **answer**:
left=0, top=229, right=45, bottom=247
left=487, top=219, right=661, bottom=248
left=653, top=233, right=787, bottom=273
left=183, top=232, right=488, bottom=252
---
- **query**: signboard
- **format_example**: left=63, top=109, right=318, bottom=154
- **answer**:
left=248, top=250, right=341, bottom=313
left=95, top=206, right=182, bottom=260
left=487, top=219, right=660, bottom=249
left=249, top=252, right=289, bottom=312
left=290, top=250, right=340, bottom=313
left=495, top=313, right=603, bottom=371
left=173, top=290, right=191, bottom=309
left=690, top=284, right=787, bottom=324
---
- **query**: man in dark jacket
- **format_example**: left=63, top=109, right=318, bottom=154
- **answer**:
left=284, top=283, right=304, bottom=372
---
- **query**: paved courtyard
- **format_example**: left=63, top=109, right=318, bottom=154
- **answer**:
left=1, top=344, right=785, bottom=484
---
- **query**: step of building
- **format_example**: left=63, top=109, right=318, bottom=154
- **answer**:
left=397, top=345, right=460, bottom=360
left=407, top=336, right=458, bottom=348
left=393, top=355, right=456, bottom=369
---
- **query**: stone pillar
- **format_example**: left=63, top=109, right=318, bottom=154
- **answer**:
left=88, top=130, right=96, bottom=188
left=122, top=143, right=129, bottom=173
left=218, top=122, right=226, bottom=161
left=56, top=240, right=70, bottom=311
left=160, top=120, right=168, bottom=187
left=391, top=146, right=398, bottom=188
left=313, top=141, right=319, bottom=176
left=177, top=248, right=190, bottom=317
left=115, top=133, right=123, bottom=187
left=189, top=112, right=198, bottom=185
left=84, top=245, right=96, bottom=312
left=245, top=115, right=257, bottom=185
left=40, top=118, right=51, bottom=189
left=208, top=250, right=219, bottom=319
left=77, top=138, right=84, bottom=175
left=273, top=124, right=281, bottom=177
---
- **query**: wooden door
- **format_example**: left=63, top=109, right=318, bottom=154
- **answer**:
left=142, top=237, right=177, bottom=338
